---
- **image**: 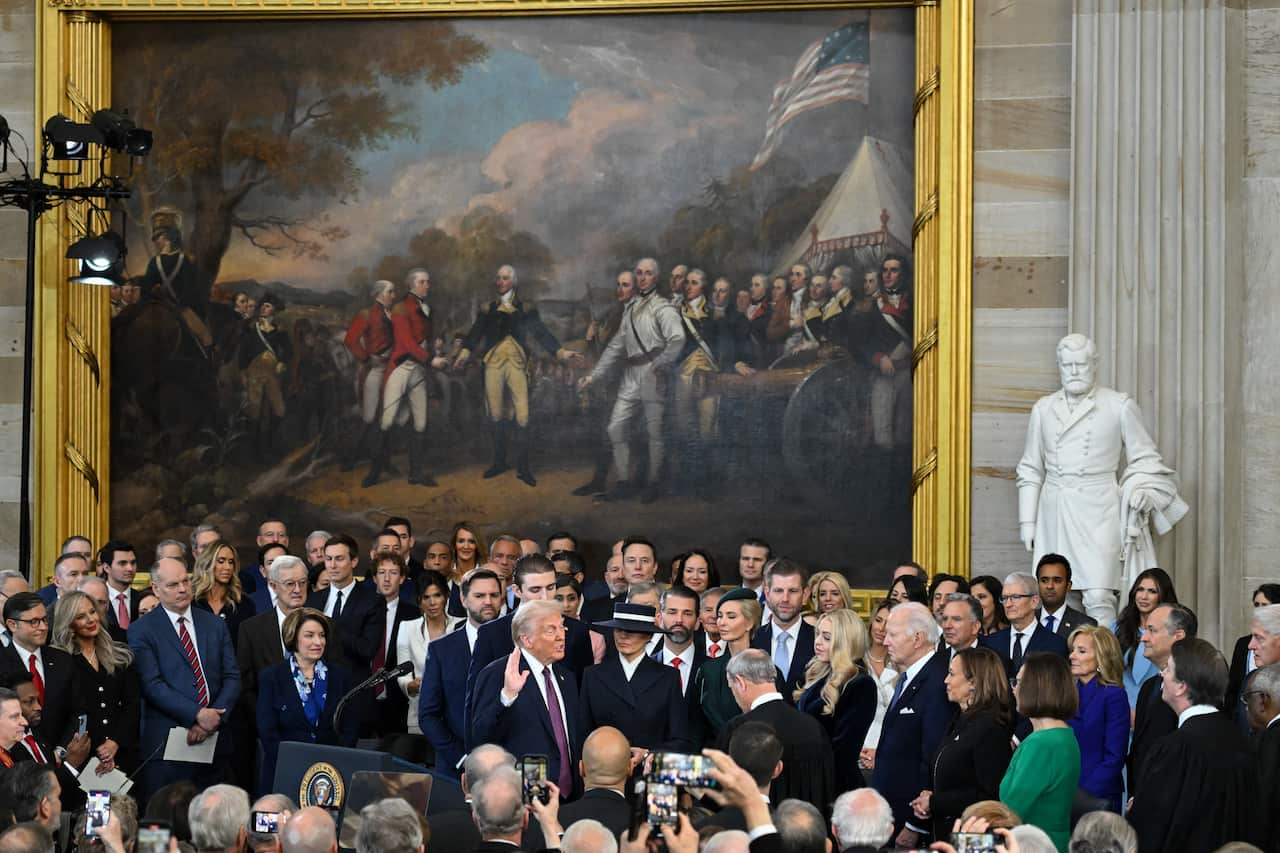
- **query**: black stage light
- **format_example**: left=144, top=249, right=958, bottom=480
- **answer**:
left=66, top=231, right=127, bottom=286
left=91, top=109, right=152, bottom=156
left=44, top=114, right=103, bottom=160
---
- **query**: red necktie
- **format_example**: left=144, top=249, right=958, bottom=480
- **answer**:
left=708, top=643, right=720, bottom=658
left=670, top=656, right=684, bottom=690
left=116, top=593, right=131, bottom=629
left=23, top=735, right=46, bottom=764
left=27, top=654, right=43, bottom=704
left=177, top=617, right=209, bottom=707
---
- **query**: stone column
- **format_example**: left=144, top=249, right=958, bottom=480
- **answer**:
left=1069, top=0, right=1246, bottom=644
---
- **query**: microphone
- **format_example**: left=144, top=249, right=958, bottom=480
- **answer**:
left=369, top=660, right=414, bottom=686
left=334, top=660, right=415, bottom=732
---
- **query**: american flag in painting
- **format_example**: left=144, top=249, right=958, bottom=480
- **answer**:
left=750, top=19, right=871, bottom=171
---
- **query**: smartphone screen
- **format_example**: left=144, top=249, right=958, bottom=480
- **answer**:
left=136, top=823, right=172, bottom=853
left=77, top=714, right=88, bottom=737
left=87, top=791, right=111, bottom=831
left=951, top=832, right=998, bottom=853
left=646, top=782, right=679, bottom=827
left=650, top=752, right=717, bottom=788
left=519, top=755, right=549, bottom=804
left=252, top=811, right=281, bottom=834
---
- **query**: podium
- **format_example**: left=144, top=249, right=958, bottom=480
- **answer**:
left=274, top=742, right=465, bottom=824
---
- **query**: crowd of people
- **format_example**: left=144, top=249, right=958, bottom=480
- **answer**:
left=0, top=521, right=1276, bottom=853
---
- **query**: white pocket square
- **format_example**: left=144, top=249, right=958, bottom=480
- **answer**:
left=898, top=707, right=916, bottom=715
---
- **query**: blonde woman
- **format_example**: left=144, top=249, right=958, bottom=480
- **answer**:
left=51, top=590, right=139, bottom=772
left=192, top=538, right=257, bottom=649
left=1066, top=625, right=1129, bottom=813
left=694, top=587, right=769, bottom=739
left=804, top=572, right=856, bottom=625
left=795, top=608, right=877, bottom=794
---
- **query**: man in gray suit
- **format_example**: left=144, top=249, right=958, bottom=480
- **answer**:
left=1035, top=554, right=1097, bottom=638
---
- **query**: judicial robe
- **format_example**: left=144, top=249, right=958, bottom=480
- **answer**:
left=719, top=698, right=837, bottom=814
left=1128, top=711, right=1261, bottom=853
left=1255, top=719, right=1280, bottom=853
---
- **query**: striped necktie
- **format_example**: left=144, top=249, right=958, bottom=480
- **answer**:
left=177, top=617, right=209, bottom=707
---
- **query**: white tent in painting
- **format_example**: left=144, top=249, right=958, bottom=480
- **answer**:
left=774, top=135, right=913, bottom=276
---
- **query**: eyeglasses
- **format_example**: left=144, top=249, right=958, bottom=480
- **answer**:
left=1241, top=690, right=1264, bottom=706
left=11, top=616, right=48, bottom=627
left=1000, top=594, right=1034, bottom=603
left=275, top=580, right=308, bottom=590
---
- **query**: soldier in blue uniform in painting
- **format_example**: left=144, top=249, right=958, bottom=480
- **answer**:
left=454, top=264, right=580, bottom=487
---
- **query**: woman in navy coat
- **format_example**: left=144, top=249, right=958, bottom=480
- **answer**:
left=257, top=607, right=360, bottom=793
left=1066, top=626, right=1130, bottom=813
left=795, top=608, right=877, bottom=796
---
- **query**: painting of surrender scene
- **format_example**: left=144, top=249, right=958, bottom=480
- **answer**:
left=108, top=9, right=916, bottom=585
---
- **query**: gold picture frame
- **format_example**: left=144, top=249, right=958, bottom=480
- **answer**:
left=31, top=0, right=972, bottom=601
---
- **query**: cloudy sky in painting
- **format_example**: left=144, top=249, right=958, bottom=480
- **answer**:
left=214, top=9, right=915, bottom=293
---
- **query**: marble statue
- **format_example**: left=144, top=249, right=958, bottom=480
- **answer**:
left=1016, top=333, right=1188, bottom=625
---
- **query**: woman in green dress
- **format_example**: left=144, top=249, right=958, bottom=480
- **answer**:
left=694, top=587, right=765, bottom=741
left=999, top=652, right=1082, bottom=853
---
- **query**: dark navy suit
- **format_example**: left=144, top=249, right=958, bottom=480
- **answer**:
left=256, top=657, right=359, bottom=793
left=466, top=610, right=594, bottom=705
left=869, top=651, right=955, bottom=832
left=1067, top=678, right=1129, bottom=811
left=579, top=654, right=692, bottom=751
left=35, top=584, right=57, bottom=607
left=128, top=606, right=240, bottom=798
left=467, top=653, right=584, bottom=799
left=979, top=623, right=1069, bottom=679
left=306, top=582, right=381, bottom=673
left=751, top=621, right=816, bottom=703
left=419, top=624, right=472, bottom=777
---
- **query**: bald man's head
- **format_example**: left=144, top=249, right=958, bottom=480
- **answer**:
left=281, top=807, right=337, bottom=853
left=580, top=726, right=632, bottom=788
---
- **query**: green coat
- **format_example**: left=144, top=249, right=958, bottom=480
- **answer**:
left=999, top=726, right=1081, bottom=853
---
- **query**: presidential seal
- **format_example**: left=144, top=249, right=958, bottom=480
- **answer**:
left=299, top=762, right=344, bottom=809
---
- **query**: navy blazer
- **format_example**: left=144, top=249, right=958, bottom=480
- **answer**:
left=466, top=610, right=595, bottom=704
left=306, top=583, right=381, bottom=671
left=466, top=653, right=584, bottom=800
left=751, top=621, right=816, bottom=703
left=419, top=624, right=471, bottom=777
left=979, top=623, right=1068, bottom=679
left=128, top=607, right=240, bottom=759
left=579, top=653, right=691, bottom=751
left=869, top=651, right=955, bottom=832
left=1067, top=678, right=1128, bottom=806
left=35, top=584, right=57, bottom=607
left=797, top=671, right=877, bottom=796
left=256, top=657, right=359, bottom=793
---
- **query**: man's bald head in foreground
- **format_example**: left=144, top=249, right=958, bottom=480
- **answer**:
left=579, top=726, right=632, bottom=788
left=281, top=807, right=337, bottom=853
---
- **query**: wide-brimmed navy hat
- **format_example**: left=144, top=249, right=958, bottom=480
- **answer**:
left=592, top=602, right=669, bottom=634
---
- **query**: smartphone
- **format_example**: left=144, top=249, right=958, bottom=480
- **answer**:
left=77, top=714, right=88, bottom=737
left=251, top=811, right=281, bottom=834
left=87, top=790, right=111, bottom=830
left=646, top=781, right=680, bottom=827
left=649, top=752, right=717, bottom=788
left=951, top=832, right=999, bottom=853
left=519, top=755, right=550, bottom=805
left=136, top=822, right=172, bottom=853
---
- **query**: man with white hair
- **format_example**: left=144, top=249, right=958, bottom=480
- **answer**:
left=343, top=278, right=397, bottom=472
left=1017, top=332, right=1187, bottom=624
left=468, top=599, right=586, bottom=799
left=281, top=807, right=337, bottom=853
left=831, top=788, right=894, bottom=853
left=470, top=766, right=530, bottom=849
left=188, top=784, right=250, bottom=853
left=1249, top=604, right=1280, bottom=669
left=354, top=798, right=423, bottom=853
left=560, top=820, right=617, bottom=853
left=579, top=257, right=686, bottom=503
left=455, top=264, right=579, bottom=487
left=870, top=601, right=953, bottom=846
left=979, top=572, right=1068, bottom=681
left=704, top=830, right=751, bottom=853
left=248, top=794, right=296, bottom=853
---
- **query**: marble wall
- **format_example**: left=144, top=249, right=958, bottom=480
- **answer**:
left=0, top=0, right=34, bottom=571
left=969, top=0, right=1073, bottom=579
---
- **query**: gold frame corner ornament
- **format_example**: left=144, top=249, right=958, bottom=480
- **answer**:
left=31, top=0, right=972, bottom=585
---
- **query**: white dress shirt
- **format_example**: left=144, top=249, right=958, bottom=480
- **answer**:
left=163, top=606, right=202, bottom=662
left=898, top=649, right=936, bottom=696
left=1041, top=604, right=1068, bottom=632
left=325, top=579, right=357, bottom=618
left=657, top=644, right=695, bottom=694
left=1177, top=704, right=1217, bottom=727
left=275, top=607, right=289, bottom=657
left=1009, top=623, right=1035, bottom=659
left=619, top=652, right=645, bottom=682
left=12, top=642, right=43, bottom=681
left=749, top=691, right=784, bottom=711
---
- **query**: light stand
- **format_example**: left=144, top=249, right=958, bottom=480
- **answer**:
left=0, top=115, right=142, bottom=578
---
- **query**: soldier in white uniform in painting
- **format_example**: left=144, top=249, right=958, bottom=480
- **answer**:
left=579, top=257, right=686, bottom=504
left=1016, top=333, right=1188, bottom=625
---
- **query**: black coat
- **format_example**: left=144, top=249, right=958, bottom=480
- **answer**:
left=1128, top=673, right=1177, bottom=795
left=721, top=698, right=836, bottom=814
left=579, top=654, right=691, bottom=751
left=236, top=609, right=286, bottom=706
left=306, top=583, right=381, bottom=672
left=1254, top=720, right=1280, bottom=853
left=751, top=622, right=816, bottom=703
left=1036, top=605, right=1096, bottom=637
left=927, top=710, right=1012, bottom=840
left=70, top=655, right=141, bottom=772
left=459, top=296, right=562, bottom=361
left=1129, top=711, right=1261, bottom=853
left=557, top=788, right=632, bottom=837
left=104, top=587, right=146, bottom=636
left=358, top=600, right=420, bottom=736
left=978, top=624, right=1068, bottom=680
left=420, top=807, right=480, bottom=853
left=796, top=671, right=877, bottom=796
left=0, top=644, right=76, bottom=746
left=653, top=642, right=710, bottom=748
left=1226, top=635, right=1253, bottom=722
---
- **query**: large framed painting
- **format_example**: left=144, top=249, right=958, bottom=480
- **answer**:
left=32, top=0, right=971, bottom=598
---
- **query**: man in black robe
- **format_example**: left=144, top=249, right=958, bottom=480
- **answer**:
left=1129, top=638, right=1261, bottom=853
left=1244, top=663, right=1280, bottom=853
